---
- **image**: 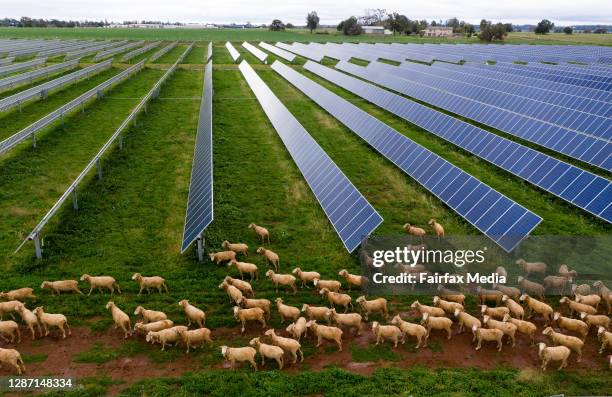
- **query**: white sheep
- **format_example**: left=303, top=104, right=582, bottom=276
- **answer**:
left=0, top=288, right=36, bottom=302
left=501, top=295, right=524, bottom=319
left=371, top=321, right=403, bottom=348
left=222, top=240, right=249, bottom=256
left=233, top=306, right=266, bottom=333
left=428, top=219, right=444, bottom=238
left=286, top=317, right=307, bottom=341
left=559, top=296, right=597, bottom=317
left=134, top=319, right=174, bottom=336
left=257, top=248, right=279, bottom=272
left=403, top=223, right=426, bottom=240
left=313, top=278, right=341, bottom=292
left=479, top=305, right=510, bottom=320
left=538, top=343, right=570, bottom=371
left=320, top=288, right=352, bottom=313
left=237, top=297, right=271, bottom=319
left=80, top=275, right=121, bottom=296
left=391, top=314, right=427, bottom=349
left=572, top=283, right=591, bottom=297
left=179, top=300, right=206, bottom=327
left=542, top=326, right=583, bottom=362
left=224, top=276, right=255, bottom=297
left=131, top=273, right=168, bottom=295
left=302, top=304, right=331, bottom=322
left=515, top=259, right=547, bottom=277
left=40, top=280, right=83, bottom=295
left=502, top=314, right=537, bottom=345
left=292, top=268, right=321, bottom=288
left=134, top=306, right=167, bottom=323
left=411, top=300, right=445, bottom=317
left=493, top=283, right=521, bottom=300
left=517, top=277, right=545, bottom=300
left=218, top=281, right=243, bottom=305
left=494, top=266, right=508, bottom=280
left=552, top=312, right=588, bottom=341
left=0, top=320, right=20, bottom=343
left=306, top=320, right=343, bottom=351
left=519, top=294, right=553, bottom=325
left=248, top=223, right=270, bottom=244
left=105, top=301, right=131, bottom=338
left=221, top=345, right=257, bottom=370
left=543, top=276, right=572, bottom=295
left=250, top=337, right=284, bottom=369
left=275, top=298, right=300, bottom=323
left=593, top=281, right=611, bottom=314
left=436, top=286, right=466, bottom=305
left=421, top=312, right=452, bottom=344
left=326, top=308, right=362, bottom=335
left=228, top=260, right=258, bottom=281
left=597, top=326, right=612, bottom=354
left=265, top=270, right=296, bottom=294
left=558, top=264, right=577, bottom=279
left=146, top=326, right=187, bottom=350
left=209, top=250, right=237, bottom=265
left=178, top=328, right=213, bottom=353
left=338, top=269, right=365, bottom=291
left=454, top=308, right=481, bottom=338
left=475, top=287, right=503, bottom=306
left=0, top=348, right=25, bottom=374
left=574, top=293, right=601, bottom=309
left=580, top=312, right=611, bottom=331
left=433, top=296, right=464, bottom=314
left=33, top=307, right=70, bottom=339
left=0, top=301, right=21, bottom=321
left=264, top=329, right=303, bottom=364
left=15, top=303, right=41, bottom=340
left=483, top=315, right=516, bottom=346
left=472, top=325, right=504, bottom=352
left=356, top=296, right=388, bottom=321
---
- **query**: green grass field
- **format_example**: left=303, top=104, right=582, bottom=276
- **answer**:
left=0, top=38, right=610, bottom=396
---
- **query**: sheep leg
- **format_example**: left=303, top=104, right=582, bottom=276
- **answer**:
left=76, top=287, right=84, bottom=295
left=250, top=359, right=257, bottom=371
left=12, top=361, right=22, bottom=375
left=298, top=348, right=304, bottom=362
left=476, top=340, right=481, bottom=350
left=558, top=358, right=567, bottom=370
left=60, top=324, right=66, bottom=339
left=316, top=335, right=322, bottom=348
left=277, top=357, right=283, bottom=370
left=16, top=327, right=21, bottom=343
left=88, top=286, right=94, bottom=296
left=43, top=323, right=49, bottom=336
left=336, top=339, right=342, bottom=352
left=497, top=340, right=502, bottom=352
left=541, top=359, right=548, bottom=371
left=163, top=283, right=169, bottom=293
left=28, top=325, right=35, bottom=339
left=260, top=318, right=266, bottom=329
left=36, top=323, right=42, bottom=337
left=0, top=333, right=7, bottom=342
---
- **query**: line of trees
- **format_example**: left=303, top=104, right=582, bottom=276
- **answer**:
left=0, top=17, right=108, bottom=28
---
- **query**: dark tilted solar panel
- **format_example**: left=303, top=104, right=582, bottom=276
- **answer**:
left=302, top=60, right=612, bottom=224
left=182, top=60, right=214, bottom=253
left=272, top=60, right=542, bottom=252
left=258, top=42, right=295, bottom=62
left=239, top=60, right=382, bottom=252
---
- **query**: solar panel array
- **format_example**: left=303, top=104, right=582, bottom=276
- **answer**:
left=225, top=42, right=240, bottom=62
left=258, top=42, right=295, bottom=62
left=239, top=60, right=383, bottom=252
left=182, top=60, right=214, bottom=253
left=0, top=58, right=79, bottom=93
left=65, top=41, right=129, bottom=60
left=93, top=41, right=145, bottom=61
left=149, top=42, right=178, bottom=62
left=241, top=42, right=268, bottom=62
left=121, top=41, right=162, bottom=62
left=272, top=60, right=542, bottom=252
left=275, top=42, right=323, bottom=62
left=0, top=57, right=14, bottom=66
left=304, top=61, right=612, bottom=224
left=0, top=59, right=113, bottom=113
left=207, top=42, right=213, bottom=62
left=0, top=57, right=47, bottom=77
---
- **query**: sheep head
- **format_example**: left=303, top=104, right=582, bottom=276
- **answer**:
left=256, top=247, right=265, bottom=255
left=131, top=273, right=142, bottom=281
left=178, top=300, right=188, bottom=307
left=580, top=312, right=587, bottom=320
left=338, top=269, right=348, bottom=277
left=265, top=270, right=274, bottom=278
left=33, top=306, right=43, bottom=317
left=80, top=274, right=90, bottom=281
left=428, top=219, right=435, bottom=225
left=542, top=326, right=553, bottom=336
left=264, top=329, right=275, bottom=337
left=248, top=223, right=256, bottom=229
left=559, top=297, right=569, bottom=304
left=134, top=306, right=143, bottom=315
left=249, top=337, right=260, bottom=346
left=391, top=315, right=401, bottom=325
left=432, top=296, right=440, bottom=305
left=537, top=342, right=546, bottom=353
left=598, top=326, right=606, bottom=337
left=410, top=300, right=420, bottom=308
left=292, top=268, right=300, bottom=275
left=371, top=321, right=379, bottom=331
left=502, top=314, right=510, bottom=322
left=453, top=308, right=462, bottom=317
left=553, top=312, right=561, bottom=321
left=220, top=345, right=229, bottom=357
left=275, top=297, right=283, bottom=304
left=301, top=304, right=308, bottom=312
left=222, top=240, right=230, bottom=248
left=105, top=301, right=115, bottom=310
left=40, top=281, right=51, bottom=289
left=319, top=288, right=329, bottom=296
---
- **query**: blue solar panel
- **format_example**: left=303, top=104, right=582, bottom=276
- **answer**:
left=181, top=60, right=214, bottom=253
left=238, top=60, right=382, bottom=252
left=272, top=61, right=542, bottom=252
left=312, top=60, right=610, bottom=224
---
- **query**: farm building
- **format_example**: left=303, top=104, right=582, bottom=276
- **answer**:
left=420, top=26, right=454, bottom=36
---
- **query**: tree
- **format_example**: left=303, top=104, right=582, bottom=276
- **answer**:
left=446, top=17, right=460, bottom=32
left=534, top=19, right=554, bottom=34
left=306, top=11, right=319, bottom=33
left=479, top=20, right=507, bottom=42
left=269, top=19, right=285, bottom=31
left=359, top=8, right=386, bottom=26
left=286, top=23, right=294, bottom=29
left=385, top=12, right=404, bottom=35
left=504, top=23, right=514, bottom=32
left=563, top=26, right=573, bottom=34
left=336, top=20, right=344, bottom=31
left=340, top=16, right=363, bottom=35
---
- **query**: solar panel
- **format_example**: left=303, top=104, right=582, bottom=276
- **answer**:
left=302, top=61, right=612, bottom=224
left=149, top=42, right=178, bottom=63
left=207, top=42, right=213, bottom=62
left=354, top=62, right=611, bottom=172
left=0, top=58, right=79, bottom=93
left=275, top=42, right=323, bottom=62
left=0, top=57, right=47, bottom=77
left=239, top=60, right=383, bottom=252
left=241, top=42, right=268, bottom=63
left=65, top=41, right=129, bottom=60
left=225, top=42, right=240, bottom=62
left=258, top=42, right=295, bottom=62
left=121, top=41, right=161, bottom=62
left=182, top=60, right=214, bottom=253
left=0, top=57, right=14, bottom=66
left=93, top=41, right=145, bottom=61
left=272, top=60, right=542, bottom=252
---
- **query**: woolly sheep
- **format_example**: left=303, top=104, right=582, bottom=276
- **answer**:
left=132, top=273, right=168, bottom=295
left=553, top=312, right=588, bottom=341
left=313, top=278, right=341, bottom=292
left=0, top=348, right=25, bottom=374
left=433, top=296, right=464, bottom=314
left=218, top=281, right=243, bottom=305
left=494, top=266, right=508, bottom=280
left=178, top=328, right=213, bottom=353
left=483, top=315, right=516, bottom=346
left=302, top=304, right=331, bottom=322
left=146, top=326, right=187, bottom=350
left=319, top=288, right=352, bottom=313
left=237, top=297, right=271, bottom=319
left=134, top=319, right=174, bottom=336
left=519, top=294, right=553, bottom=325
left=33, top=307, right=70, bottom=339
left=105, top=301, right=131, bottom=338
left=221, top=345, right=257, bottom=370
left=250, top=337, right=284, bottom=369
left=257, top=248, right=279, bottom=272
left=264, top=329, right=303, bottom=364
left=574, top=293, right=601, bottom=309
left=502, top=314, right=537, bottom=345
left=454, top=308, right=481, bottom=338
left=0, top=301, right=20, bottom=321
left=515, top=259, right=547, bottom=277
left=538, top=343, right=570, bottom=371
left=518, top=278, right=545, bottom=300
left=338, top=269, right=366, bottom=292
left=479, top=305, right=510, bottom=320
left=472, top=325, right=504, bottom=352
left=558, top=264, right=577, bottom=279
left=559, top=296, right=597, bottom=317
left=411, top=300, right=445, bottom=317
left=291, top=268, right=320, bottom=288
left=209, top=251, right=236, bottom=265
left=286, top=317, right=307, bottom=341
left=40, top=280, right=83, bottom=295
left=80, top=275, right=121, bottom=296
left=0, top=320, right=20, bottom=343
left=597, top=327, right=612, bottom=354
left=475, top=287, right=503, bottom=306
left=178, top=300, right=206, bottom=328
left=275, top=298, right=300, bottom=323
left=543, top=276, right=572, bottom=295
left=224, top=276, right=255, bottom=297
left=428, top=219, right=444, bottom=238
left=248, top=223, right=270, bottom=244
left=14, top=303, right=41, bottom=340
left=593, top=281, right=611, bottom=314
left=356, top=296, right=388, bottom=321
left=134, top=306, right=167, bottom=323
left=0, top=288, right=36, bottom=302
left=580, top=312, right=611, bottom=331
left=306, top=320, right=343, bottom=351
left=572, top=283, right=591, bottom=297
left=493, top=284, right=521, bottom=300
left=501, top=295, right=524, bottom=319
left=436, top=285, right=466, bottom=305
left=228, top=260, right=258, bottom=281
left=372, top=321, right=403, bottom=348
left=542, top=326, right=583, bottom=362
left=233, top=306, right=266, bottom=333
left=265, top=270, right=296, bottom=294
left=421, top=312, right=452, bottom=343
left=391, top=314, right=427, bottom=349
left=326, top=308, right=362, bottom=335
left=403, top=223, right=426, bottom=240
left=222, top=240, right=249, bottom=256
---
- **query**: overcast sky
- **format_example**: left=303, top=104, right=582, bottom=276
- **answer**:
left=4, top=0, right=612, bottom=25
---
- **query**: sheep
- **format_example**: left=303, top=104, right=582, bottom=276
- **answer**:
left=33, top=307, right=70, bottom=339
left=475, top=287, right=503, bottom=306
left=131, top=273, right=168, bottom=295
left=146, top=326, right=188, bottom=350
left=265, top=270, right=296, bottom=294
left=518, top=278, right=545, bottom=300
left=264, top=329, right=303, bottom=363
left=40, top=280, right=83, bottom=295
left=395, top=263, right=426, bottom=274
left=178, top=300, right=206, bottom=328
left=493, top=283, right=521, bottom=299
left=495, top=266, right=508, bottom=280
left=433, top=296, right=464, bottom=314
left=593, top=281, right=611, bottom=314
left=411, top=300, right=445, bottom=318
left=306, top=320, right=343, bottom=351
left=326, top=308, right=362, bottom=335
left=372, top=321, right=403, bottom=348
left=543, top=276, right=572, bottom=295
left=454, top=308, right=481, bottom=338
left=502, top=314, right=537, bottom=345
left=597, top=327, right=612, bottom=354
left=228, top=260, right=258, bottom=281
left=552, top=312, right=589, bottom=340
left=515, top=259, right=547, bottom=277
left=355, top=296, right=388, bottom=321
left=218, top=281, right=243, bottom=305
left=0, top=348, right=25, bottom=375
left=178, top=328, right=213, bottom=353
left=248, top=223, right=270, bottom=244
left=519, top=294, right=553, bottom=324
left=14, top=303, right=41, bottom=340
left=301, top=304, right=330, bottom=322
left=224, top=276, right=255, bottom=297
left=275, top=298, right=300, bottom=323
left=134, top=306, right=167, bottom=323
left=501, top=295, right=524, bottom=319
left=574, top=293, right=601, bottom=309
left=313, top=278, right=341, bottom=292
left=542, top=326, right=583, bottom=362
left=403, top=223, right=426, bottom=240
left=291, top=268, right=320, bottom=288
left=105, top=301, right=131, bottom=338
left=338, top=269, right=366, bottom=291
left=483, top=315, right=517, bottom=346
left=286, top=317, right=307, bottom=341
left=80, top=275, right=121, bottom=296
left=221, top=345, right=257, bottom=370
left=472, top=325, right=504, bottom=352
left=580, top=312, right=611, bottom=331
left=538, top=343, right=570, bottom=371
left=134, top=319, right=174, bottom=336
left=558, top=264, right=577, bottom=279
left=572, top=283, right=591, bottom=297
left=391, top=314, right=427, bottom=349
left=436, top=285, right=466, bottom=305
left=425, top=219, right=443, bottom=238
left=249, top=337, right=284, bottom=369
left=0, top=288, right=36, bottom=302
left=257, top=247, right=279, bottom=272
left=421, top=313, right=452, bottom=344
left=319, top=288, right=352, bottom=313
left=209, top=250, right=236, bottom=265
left=233, top=306, right=266, bottom=333
left=0, top=320, right=20, bottom=343
left=237, top=297, right=271, bottom=319
left=559, top=296, right=597, bottom=317
left=222, top=240, right=249, bottom=256
left=479, top=305, right=510, bottom=320
left=0, top=301, right=21, bottom=321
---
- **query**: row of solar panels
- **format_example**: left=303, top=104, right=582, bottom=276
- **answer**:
left=150, top=42, right=178, bottom=63
left=0, top=57, right=46, bottom=77
left=93, top=41, right=145, bottom=61
left=121, top=41, right=162, bottom=62
left=0, top=58, right=79, bottom=93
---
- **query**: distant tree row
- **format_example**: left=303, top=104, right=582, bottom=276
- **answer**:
left=0, top=17, right=108, bottom=28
